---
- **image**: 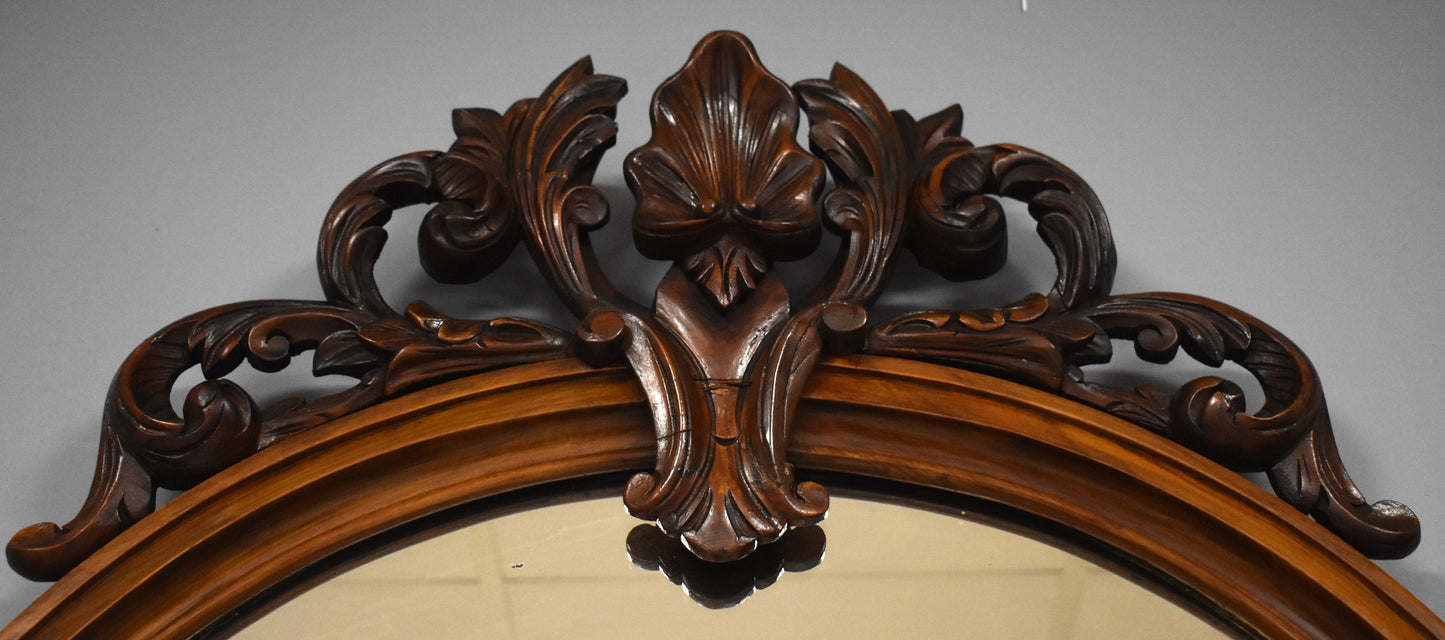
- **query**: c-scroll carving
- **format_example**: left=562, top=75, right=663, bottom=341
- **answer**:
left=6, top=59, right=622, bottom=580
left=612, top=32, right=830, bottom=561
left=8, top=30, right=1420, bottom=583
left=858, top=104, right=1416, bottom=557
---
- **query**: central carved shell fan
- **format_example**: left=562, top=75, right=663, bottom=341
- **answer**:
left=6, top=31, right=1417, bottom=583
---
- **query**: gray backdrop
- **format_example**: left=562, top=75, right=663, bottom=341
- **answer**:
left=2, top=0, right=1441, bottom=626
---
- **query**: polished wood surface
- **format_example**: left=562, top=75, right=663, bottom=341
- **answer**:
left=2, top=357, right=1439, bottom=639
left=2, top=29, right=1437, bottom=639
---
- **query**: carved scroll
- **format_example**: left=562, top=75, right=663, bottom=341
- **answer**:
left=8, top=31, right=1419, bottom=582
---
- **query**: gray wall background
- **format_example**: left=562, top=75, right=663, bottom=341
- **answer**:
left=2, top=0, right=1441, bottom=627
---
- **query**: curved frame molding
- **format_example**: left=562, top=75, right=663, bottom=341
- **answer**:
left=2, top=357, right=1440, bottom=639
left=2, top=30, right=1441, bottom=640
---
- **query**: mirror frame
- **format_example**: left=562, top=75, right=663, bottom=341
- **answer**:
left=3, top=30, right=1442, bottom=640
left=4, top=356, right=1441, bottom=639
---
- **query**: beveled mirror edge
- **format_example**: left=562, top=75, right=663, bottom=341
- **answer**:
left=1, top=356, right=1438, bottom=640
left=203, top=473, right=1247, bottom=639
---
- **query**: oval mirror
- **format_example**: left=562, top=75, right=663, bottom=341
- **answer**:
left=3, top=24, right=1441, bottom=640
left=229, top=495, right=1237, bottom=639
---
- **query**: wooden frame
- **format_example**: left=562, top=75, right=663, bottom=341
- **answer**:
left=4, top=31, right=1442, bottom=639
left=5, top=357, right=1441, bottom=638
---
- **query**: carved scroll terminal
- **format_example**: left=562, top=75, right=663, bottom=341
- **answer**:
left=7, top=31, right=1418, bottom=584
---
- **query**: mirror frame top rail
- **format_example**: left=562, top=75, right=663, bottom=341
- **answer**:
left=3, top=31, right=1439, bottom=640
left=4, top=357, right=1442, bottom=639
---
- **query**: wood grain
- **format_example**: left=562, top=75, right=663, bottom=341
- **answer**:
left=2, top=357, right=1439, bottom=639
left=2, top=31, right=1426, bottom=627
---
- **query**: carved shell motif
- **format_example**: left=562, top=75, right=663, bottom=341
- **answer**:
left=627, top=33, right=824, bottom=309
left=6, top=31, right=1419, bottom=585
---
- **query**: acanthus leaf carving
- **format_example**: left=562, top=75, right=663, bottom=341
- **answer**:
left=357, top=302, right=574, bottom=396
left=795, top=62, right=910, bottom=306
left=5, top=58, right=621, bottom=580
left=8, top=31, right=1420, bottom=584
left=507, top=56, right=632, bottom=317
left=417, top=107, right=518, bottom=285
left=868, top=293, right=1100, bottom=391
left=613, top=32, right=830, bottom=562
left=904, top=108, right=1010, bottom=282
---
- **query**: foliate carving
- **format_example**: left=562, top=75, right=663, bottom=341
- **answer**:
left=627, top=33, right=823, bottom=309
left=357, top=302, right=574, bottom=396
left=417, top=108, right=518, bottom=285
left=795, top=63, right=912, bottom=306
left=6, top=59, right=625, bottom=581
left=8, top=31, right=1419, bottom=582
left=612, top=33, right=830, bottom=561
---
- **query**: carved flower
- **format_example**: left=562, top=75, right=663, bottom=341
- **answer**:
left=626, top=31, right=823, bottom=308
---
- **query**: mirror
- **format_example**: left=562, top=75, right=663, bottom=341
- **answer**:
left=3, top=21, right=1440, bottom=640
left=231, top=496, right=1237, bottom=639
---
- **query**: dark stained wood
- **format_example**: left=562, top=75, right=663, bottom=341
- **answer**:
left=1, top=28, right=1427, bottom=622
left=628, top=33, right=824, bottom=303
left=2, top=358, right=1441, bottom=639
left=608, top=33, right=833, bottom=561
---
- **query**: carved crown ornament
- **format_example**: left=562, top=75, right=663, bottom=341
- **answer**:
left=5, top=31, right=1421, bottom=582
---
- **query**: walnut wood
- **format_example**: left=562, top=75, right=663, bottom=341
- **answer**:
left=3, top=28, right=1425, bottom=610
left=2, top=358, right=1439, bottom=639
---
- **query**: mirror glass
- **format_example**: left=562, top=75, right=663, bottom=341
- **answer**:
left=232, top=496, right=1238, bottom=639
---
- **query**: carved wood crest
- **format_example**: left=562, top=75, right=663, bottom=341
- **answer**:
left=6, top=31, right=1420, bottom=581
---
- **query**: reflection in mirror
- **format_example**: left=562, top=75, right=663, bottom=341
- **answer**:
left=626, top=522, right=827, bottom=609
left=232, top=497, right=1237, bottom=639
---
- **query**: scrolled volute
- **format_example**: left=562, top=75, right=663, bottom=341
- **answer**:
left=9, top=32, right=1419, bottom=585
